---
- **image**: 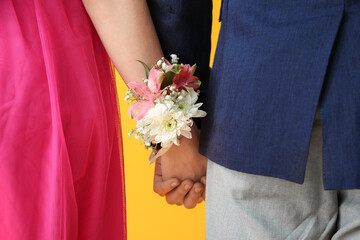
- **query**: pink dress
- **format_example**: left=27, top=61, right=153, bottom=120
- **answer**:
left=0, top=0, right=127, bottom=239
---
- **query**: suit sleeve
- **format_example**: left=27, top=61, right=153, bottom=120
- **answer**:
left=147, top=0, right=212, bottom=128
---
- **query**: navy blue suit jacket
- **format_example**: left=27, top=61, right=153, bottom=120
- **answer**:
left=148, top=0, right=360, bottom=190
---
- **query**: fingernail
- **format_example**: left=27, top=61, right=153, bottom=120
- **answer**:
left=171, top=181, right=178, bottom=187
left=184, top=185, right=191, bottom=191
left=195, top=187, right=202, bottom=193
left=201, top=178, right=206, bottom=185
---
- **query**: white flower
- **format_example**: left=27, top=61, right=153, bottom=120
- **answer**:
left=136, top=101, right=190, bottom=148
left=133, top=87, right=207, bottom=148
left=177, top=89, right=207, bottom=118
left=162, top=62, right=167, bottom=70
left=170, top=54, right=179, bottom=64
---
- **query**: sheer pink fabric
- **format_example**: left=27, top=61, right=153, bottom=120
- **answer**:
left=0, top=0, right=127, bottom=239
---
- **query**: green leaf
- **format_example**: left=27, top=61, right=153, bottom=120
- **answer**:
left=137, top=60, right=150, bottom=79
left=170, top=65, right=182, bottom=74
left=161, top=71, right=175, bottom=89
left=192, top=64, right=197, bottom=75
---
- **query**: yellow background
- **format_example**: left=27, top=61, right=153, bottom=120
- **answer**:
left=116, top=1, right=221, bottom=239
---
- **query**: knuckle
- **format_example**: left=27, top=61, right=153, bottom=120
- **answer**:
left=183, top=179, right=193, bottom=186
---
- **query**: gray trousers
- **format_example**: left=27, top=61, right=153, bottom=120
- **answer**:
left=206, top=112, right=360, bottom=239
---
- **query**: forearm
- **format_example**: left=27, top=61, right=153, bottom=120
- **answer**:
left=83, top=0, right=163, bottom=83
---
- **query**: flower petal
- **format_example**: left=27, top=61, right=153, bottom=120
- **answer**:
left=148, top=68, right=164, bottom=93
left=128, top=100, right=153, bottom=121
left=172, top=64, right=200, bottom=90
left=127, top=81, right=152, bottom=99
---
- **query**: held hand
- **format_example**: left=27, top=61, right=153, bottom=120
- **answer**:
left=152, top=124, right=207, bottom=209
left=160, top=125, right=208, bottom=182
left=153, top=158, right=206, bottom=209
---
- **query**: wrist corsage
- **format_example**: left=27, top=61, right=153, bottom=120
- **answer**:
left=125, top=54, right=206, bottom=164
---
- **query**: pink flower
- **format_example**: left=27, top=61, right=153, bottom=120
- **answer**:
left=172, top=64, right=200, bottom=90
left=147, top=68, right=164, bottom=95
left=127, top=99, right=153, bottom=121
left=127, top=68, right=164, bottom=120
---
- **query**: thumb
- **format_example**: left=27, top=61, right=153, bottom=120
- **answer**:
left=153, top=158, right=180, bottom=196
